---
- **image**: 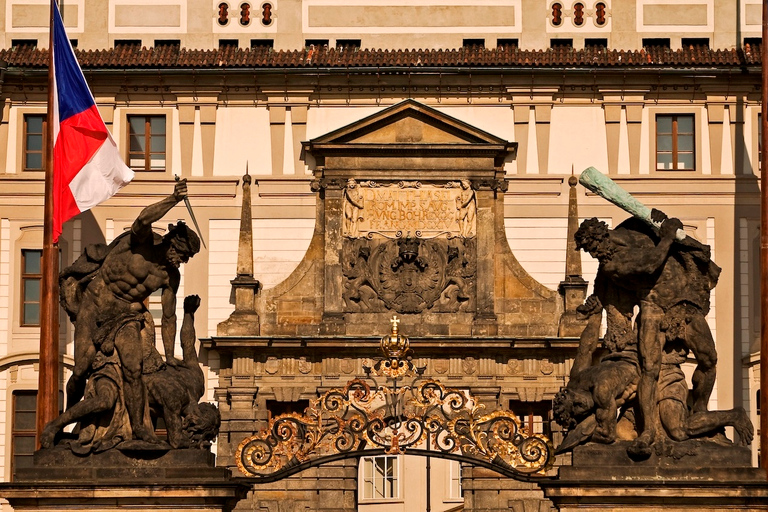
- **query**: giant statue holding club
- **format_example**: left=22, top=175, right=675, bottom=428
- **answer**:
left=554, top=167, right=753, bottom=459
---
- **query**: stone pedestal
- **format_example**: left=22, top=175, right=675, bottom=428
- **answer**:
left=0, top=448, right=249, bottom=512
left=540, top=442, right=768, bottom=511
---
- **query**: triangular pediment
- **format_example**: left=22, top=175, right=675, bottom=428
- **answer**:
left=309, top=99, right=509, bottom=146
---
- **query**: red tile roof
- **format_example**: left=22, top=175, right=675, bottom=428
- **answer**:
left=0, top=44, right=756, bottom=69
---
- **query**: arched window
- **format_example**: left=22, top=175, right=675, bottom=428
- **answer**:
left=551, top=3, right=562, bottom=26
left=217, top=2, right=229, bottom=26
left=595, top=2, right=607, bottom=26
left=240, top=3, right=251, bottom=26
left=573, top=3, right=584, bottom=26
left=262, top=3, right=273, bottom=26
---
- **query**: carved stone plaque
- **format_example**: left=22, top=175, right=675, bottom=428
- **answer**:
left=343, top=180, right=476, bottom=239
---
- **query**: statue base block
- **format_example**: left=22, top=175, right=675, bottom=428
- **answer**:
left=0, top=447, right=249, bottom=512
left=541, top=441, right=768, bottom=511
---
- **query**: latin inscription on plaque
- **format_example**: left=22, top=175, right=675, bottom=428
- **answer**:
left=343, top=180, right=476, bottom=239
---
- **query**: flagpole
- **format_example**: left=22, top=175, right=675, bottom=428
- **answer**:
left=760, top=0, right=768, bottom=473
left=36, top=0, right=60, bottom=447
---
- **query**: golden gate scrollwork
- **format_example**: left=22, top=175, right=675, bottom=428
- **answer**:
left=235, top=317, right=555, bottom=482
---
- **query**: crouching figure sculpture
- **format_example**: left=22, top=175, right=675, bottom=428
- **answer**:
left=42, top=294, right=219, bottom=452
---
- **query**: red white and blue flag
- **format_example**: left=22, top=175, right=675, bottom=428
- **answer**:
left=52, top=2, right=133, bottom=241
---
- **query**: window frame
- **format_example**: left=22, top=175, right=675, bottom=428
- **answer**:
left=509, top=400, right=552, bottom=439
left=359, top=455, right=402, bottom=503
left=655, top=113, right=696, bottom=172
left=10, top=390, right=37, bottom=481
left=649, top=108, right=702, bottom=174
left=447, top=460, right=463, bottom=501
left=126, top=114, right=168, bottom=173
left=20, top=249, right=43, bottom=327
left=22, top=114, right=47, bottom=172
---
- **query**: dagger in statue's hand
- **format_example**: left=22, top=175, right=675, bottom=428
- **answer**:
left=174, top=175, right=207, bottom=249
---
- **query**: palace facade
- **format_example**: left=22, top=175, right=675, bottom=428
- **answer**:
left=0, top=1, right=764, bottom=511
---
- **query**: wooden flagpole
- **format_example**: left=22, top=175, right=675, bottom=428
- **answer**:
left=36, top=0, right=60, bottom=447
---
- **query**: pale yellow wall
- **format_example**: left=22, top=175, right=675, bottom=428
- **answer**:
left=208, top=217, right=314, bottom=334
left=505, top=217, right=602, bottom=292
left=548, top=105, right=609, bottom=174
left=0, top=0, right=756, bottom=50
left=212, top=106, right=272, bottom=176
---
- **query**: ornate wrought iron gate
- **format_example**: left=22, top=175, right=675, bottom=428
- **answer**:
left=235, top=317, right=555, bottom=484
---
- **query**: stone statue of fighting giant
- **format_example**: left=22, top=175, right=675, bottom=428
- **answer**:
left=554, top=168, right=753, bottom=459
left=44, top=180, right=218, bottom=451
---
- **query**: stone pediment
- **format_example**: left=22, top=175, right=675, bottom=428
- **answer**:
left=310, top=99, right=510, bottom=145
left=303, top=99, right=516, bottom=171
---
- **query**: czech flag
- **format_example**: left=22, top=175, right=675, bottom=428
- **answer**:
left=52, top=2, right=133, bottom=241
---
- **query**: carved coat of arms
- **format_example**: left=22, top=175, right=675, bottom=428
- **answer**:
left=342, top=237, right=476, bottom=314
left=433, top=359, right=449, bottom=374
left=264, top=357, right=280, bottom=375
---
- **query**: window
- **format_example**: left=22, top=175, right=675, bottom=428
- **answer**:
left=305, top=39, right=329, bottom=49
left=336, top=39, right=361, bottom=50
left=745, top=37, right=762, bottom=49
left=261, top=2, right=273, bottom=25
left=218, top=2, right=229, bottom=25
left=510, top=400, right=551, bottom=438
left=69, top=39, right=78, bottom=48
left=128, top=115, right=167, bottom=172
left=251, top=39, right=274, bottom=49
left=21, top=249, right=42, bottom=326
left=585, top=38, right=608, bottom=48
left=361, top=455, right=399, bottom=500
left=462, top=38, right=485, bottom=48
left=758, top=389, right=761, bottom=418
left=23, top=114, right=46, bottom=171
left=550, top=38, right=573, bottom=48
left=551, top=3, right=562, bottom=26
left=497, top=38, right=518, bottom=49
left=153, top=39, right=180, bottom=48
left=219, top=39, right=239, bottom=48
left=114, top=39, right=142, bottom=47
left=449, top=460, right=463, bottom=500
left=595, top=2, right=607, bottom=26
left=11, top=391, right=37, bottom=480
left=240, top=2, right=251, bottom=25
left=682, top=37, right=709, bottom=49
left=11, top=39, right=37, bottom=48
left=656, top=114, right=695, bottom=171
left=573, top=2, right=584, bottom=26
left=643, top=38, right=670, bottom=49
left=266, top=399, right=309, bottom=420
